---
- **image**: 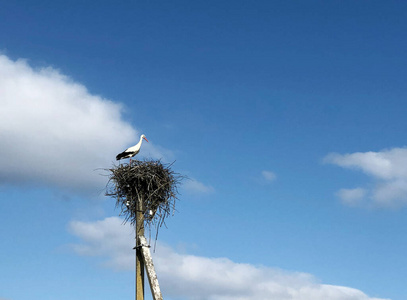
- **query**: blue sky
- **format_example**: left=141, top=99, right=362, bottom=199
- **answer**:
left=1, top=1, right=407, bottom=299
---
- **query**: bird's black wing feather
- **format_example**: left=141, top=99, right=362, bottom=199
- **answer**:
left=116, top=151, right=132, bottom=160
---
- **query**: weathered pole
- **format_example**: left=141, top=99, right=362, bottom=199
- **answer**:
left=138, top=236, right=163, bottom=300
left=136, top=196, right=145, bottom=300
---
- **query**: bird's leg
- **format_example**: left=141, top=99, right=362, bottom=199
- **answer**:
left=129, top=158, right=132, bottom=165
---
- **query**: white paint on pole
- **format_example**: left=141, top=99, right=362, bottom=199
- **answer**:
left=138, top=236, right=163, bottom=300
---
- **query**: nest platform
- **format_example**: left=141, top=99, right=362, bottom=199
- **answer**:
left=106, top=159, right=182, bottom=234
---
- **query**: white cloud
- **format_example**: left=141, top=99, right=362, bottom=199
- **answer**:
left=0, top=54, right=166, bottom=195
left=336, top=188, right=367, bottom=207
left=68, top=216, right=135, bottom=270
left=261, top=170, right=276, bottom=182
left=182, top=178, right=214, bottom=194
left=323, top=149, right=407, bottom=180
left=324, top=147, right=407, bottom=208
left=68, top=217, right=389, bottom=300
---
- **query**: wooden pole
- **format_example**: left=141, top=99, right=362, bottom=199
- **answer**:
left=136, top=196, right=145, bottom=300
left=138, top=236, right=163, bottom=300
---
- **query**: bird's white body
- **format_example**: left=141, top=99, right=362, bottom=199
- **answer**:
left=116, top=134, right=149, bottom=161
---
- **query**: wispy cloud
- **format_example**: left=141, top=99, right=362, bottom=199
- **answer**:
left=324, top=147, right=407, bottom=208
left=182, top=178, right=214, bottom=194
left=68, top=217, right=389, bottom=300
left=336, top=188, right=367, bottom=206
left=0, top=54, right=166, bottom=195
left=261, top=170, right=277, bottom=183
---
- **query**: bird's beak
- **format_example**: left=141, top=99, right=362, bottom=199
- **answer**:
left=144, top=137, right=149, bottom=142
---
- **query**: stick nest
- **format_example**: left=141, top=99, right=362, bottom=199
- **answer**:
left=106, top=159, right=182, bottom=236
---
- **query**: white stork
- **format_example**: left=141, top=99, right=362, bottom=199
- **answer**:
left=116, top=134, right=149, bottom=164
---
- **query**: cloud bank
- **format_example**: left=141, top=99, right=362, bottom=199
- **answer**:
left=324, top=147, right=407, bottom=208
left=68, top=217, right=388, bottom=300
left=0, top=54, right=164, bottom=195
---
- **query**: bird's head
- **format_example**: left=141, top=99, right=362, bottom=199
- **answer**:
left=141, top=134, right=149, bottom=142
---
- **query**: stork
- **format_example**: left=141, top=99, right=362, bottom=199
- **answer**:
left=116, top=134, right=149, bottom=164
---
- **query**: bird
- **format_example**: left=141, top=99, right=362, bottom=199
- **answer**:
left=116, top=134, right=149, bottom=164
